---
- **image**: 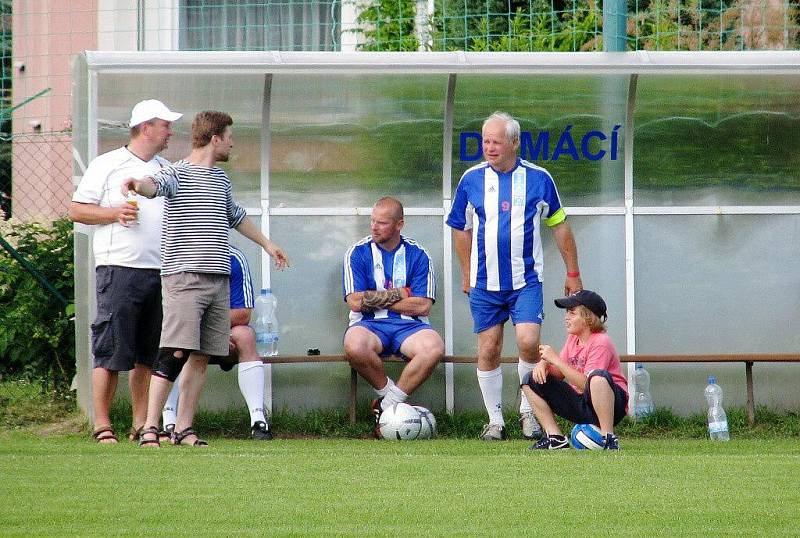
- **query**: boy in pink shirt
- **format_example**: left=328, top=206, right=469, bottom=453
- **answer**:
left=521, top=290, right=628, bottom=450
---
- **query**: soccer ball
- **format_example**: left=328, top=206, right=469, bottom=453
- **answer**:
left=569, top=423, right=606, bottom=450
left=414, top=406, right=437, bottom=439
left=378, top=403, right=422, bottom=440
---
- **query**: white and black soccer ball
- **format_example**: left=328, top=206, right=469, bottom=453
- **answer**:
left=413, top=406, right=437, bottom=439
left=378, top=402, right=422, bottom=440
left=570, top=423, right=606, bottom=450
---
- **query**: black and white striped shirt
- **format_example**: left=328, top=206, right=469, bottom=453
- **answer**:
left=152, top=160, right=247, bottom=276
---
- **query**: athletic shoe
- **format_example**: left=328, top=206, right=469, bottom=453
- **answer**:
left=529, top=434, right=570, bottom=450
left=370, top=398, right=383, bottom=439
left=519, top=411, right=543, bottom=440
left=251, top=421, right=273, bottom=441
left=479, top=423, right=507, bottom=441
left=604, top=433, right=619, bottom=450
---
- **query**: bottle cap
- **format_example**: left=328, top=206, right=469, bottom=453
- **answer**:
left=261, top=288, right=271, bottom=294
left=635, top=363, right=643, bottom=369
left=708, top=375, right=716, bottom=384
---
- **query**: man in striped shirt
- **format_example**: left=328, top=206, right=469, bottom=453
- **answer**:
left=446, top=112, right=583, bottom=441
left=123, top=111, right=289, bottom=447
left=161, top=244, right=274, bottom=441
left=343, top=197, right=443, bottom=437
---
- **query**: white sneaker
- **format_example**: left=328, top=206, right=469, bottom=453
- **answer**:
left=519, top=411, right=543, bottom=440
left=479, top=423, right=507, bottom=441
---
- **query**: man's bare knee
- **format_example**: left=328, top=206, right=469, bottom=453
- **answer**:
left=344, top=338, right=368, bottom=358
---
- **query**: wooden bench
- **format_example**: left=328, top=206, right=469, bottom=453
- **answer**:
left=265, top=353, right=800, bottom=426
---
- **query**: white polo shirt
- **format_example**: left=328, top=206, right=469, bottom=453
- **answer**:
left=72, top=146, right=168, bottom=269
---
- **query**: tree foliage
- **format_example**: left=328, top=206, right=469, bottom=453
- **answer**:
left=353, top=0, right=800, bottom=53
left=0, top=218, right=75, bottom=389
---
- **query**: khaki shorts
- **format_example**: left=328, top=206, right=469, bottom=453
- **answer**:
left=160, top=272, right=230, bottom=357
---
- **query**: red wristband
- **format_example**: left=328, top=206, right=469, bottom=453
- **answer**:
left=567, top=271, right=580, bottom=278
left=404, top=286, right=413, bottom=297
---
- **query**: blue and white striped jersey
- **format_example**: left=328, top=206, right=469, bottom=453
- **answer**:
left=230, top=245, right=254, bottom=309
left=343, top=235, right=436, bottom=326
left=446, top=158, right=566, bottom=291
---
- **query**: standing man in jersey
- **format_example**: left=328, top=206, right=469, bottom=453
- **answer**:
left=343, top=197, right=443, bottom=437
left=69, top=99, right=182, bottom=443
left=446, top=111, right=582, bottom=441
left=122, top=111, right=289, bottom=447
left=162, top=244, right=273, bottom=440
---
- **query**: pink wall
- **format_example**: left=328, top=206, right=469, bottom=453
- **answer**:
left=11, top=0, right=97, bottom=221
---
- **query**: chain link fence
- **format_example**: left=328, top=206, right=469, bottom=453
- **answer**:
left=0, top=132, right=72, bottom=222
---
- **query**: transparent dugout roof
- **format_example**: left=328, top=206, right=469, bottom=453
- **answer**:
left=633, top=75, right=800, bottom=206
left=269, top=74, right=447, bottom=208
left=83, top=51, right=800, bottom=210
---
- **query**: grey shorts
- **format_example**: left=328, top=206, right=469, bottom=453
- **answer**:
left=160, top=272, right=230, bottom=357
left=91, top=265, right=162, bottom=371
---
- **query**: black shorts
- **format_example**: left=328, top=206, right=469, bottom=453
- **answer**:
left=209, top=353, right=238, bottom=371
left=523, top=369, right=628, bottom=427
left=91, top=265, right=162, bottom=371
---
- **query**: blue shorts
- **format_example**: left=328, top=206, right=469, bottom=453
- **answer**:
left=348, top=318, right=431, bottom=358
left=468, top=283, right=544, bottom=333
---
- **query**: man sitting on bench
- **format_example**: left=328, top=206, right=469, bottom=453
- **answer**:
left=342, top=197, right=444, bottom=437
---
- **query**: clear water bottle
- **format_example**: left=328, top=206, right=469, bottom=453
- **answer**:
left=705, top=376, right=730, bottom=441
left=633, top=363, right=655, bottom=419
left=253, top=288, right=279, bottom=357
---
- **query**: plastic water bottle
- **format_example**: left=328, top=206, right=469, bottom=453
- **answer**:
left=705, top=376, right=730, bottom=441
left=253, top=288, right=279, bottom=357
left=632, top=363, right=655, bottom=419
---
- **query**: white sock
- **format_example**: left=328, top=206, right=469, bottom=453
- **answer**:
left=237, top=361, right=267, bottom=425
left=162, top=373, right=180, bottom=427
left=518, top=359, right=536, bottom=413
left=375, top=377, right=395, bottom=398
left=477, top=367, right=505, bottom=426
left=382, top=384, right=408, bottom=411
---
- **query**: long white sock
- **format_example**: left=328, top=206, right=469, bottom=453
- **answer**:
left=477, top=367, right=505, bottom=426
left=382, top=383, right=408, bottom=411
left=375, top=377, right=395, bottom=398
left=162, top=373, right=180, bottom=427
left=237, top=361, right=267, bottom=425
left=518, top=359, right=536, bottom=413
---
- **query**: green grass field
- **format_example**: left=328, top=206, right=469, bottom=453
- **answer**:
left=1, top=432, right=798, bottom=536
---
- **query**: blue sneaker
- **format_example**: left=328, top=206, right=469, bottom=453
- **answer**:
left=604, top=433, right=620, bottom=450
left=529, top=434, right=569, bottom=450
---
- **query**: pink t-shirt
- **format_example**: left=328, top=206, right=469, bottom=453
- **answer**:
left=558, top=332, right=628, bottom=397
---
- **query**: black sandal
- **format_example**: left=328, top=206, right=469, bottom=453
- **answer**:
left=173, top=427, right=208, bottom=447
left=137, top=426, right=161, bottom=447
left=92, top=425, right=118, bottom=444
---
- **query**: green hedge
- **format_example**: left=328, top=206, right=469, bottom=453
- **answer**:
left=0, top=218, right=75, bottom=389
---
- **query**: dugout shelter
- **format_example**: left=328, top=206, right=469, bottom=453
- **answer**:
left=72, top=51, right=800, bottom=420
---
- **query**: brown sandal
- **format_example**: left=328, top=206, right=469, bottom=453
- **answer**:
left=92, top=426, right=118, bottom=444
left=128, top=426, right=143, bottom=443
left=137, top=426, right=161, bottom=448
left=173, top=427, right=208, bottom=447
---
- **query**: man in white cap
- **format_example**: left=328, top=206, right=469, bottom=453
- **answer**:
left=69, top=99, right=182, bottom=444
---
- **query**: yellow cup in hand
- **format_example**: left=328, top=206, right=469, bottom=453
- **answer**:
left=126, top=195, right=139, bottom=225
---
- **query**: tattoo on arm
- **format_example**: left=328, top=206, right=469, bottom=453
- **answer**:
left=361, top=288, right=404, bottom=313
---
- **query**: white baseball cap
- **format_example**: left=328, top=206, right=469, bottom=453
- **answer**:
left=128, top=99, right=183, bottom=127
